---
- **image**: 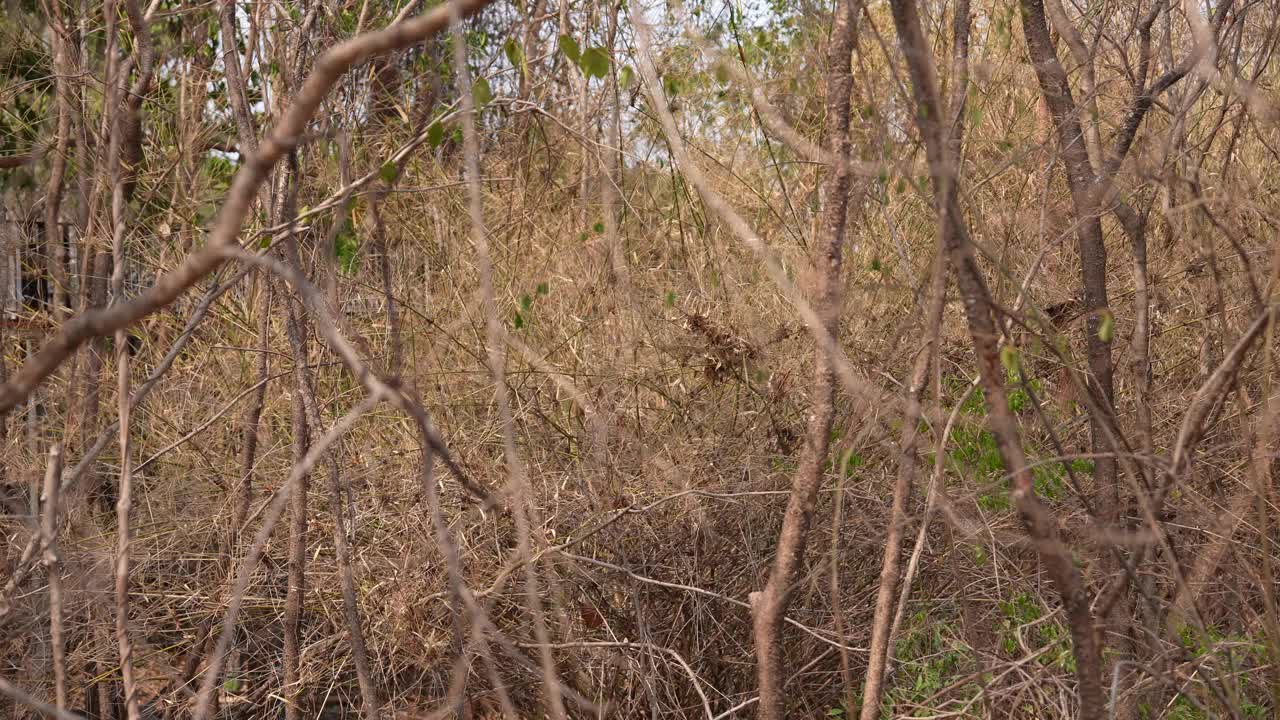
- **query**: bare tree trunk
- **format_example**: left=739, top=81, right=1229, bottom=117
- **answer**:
left=40, top=444, right=66, bottom=711
left=278, top=167, right=311, bottom=720
left=1017, top=0, right=1118, bottom=521
left=749, top=3, right=858, bottom=717
left=888, top=0, right=1105, bottom=716
left=859, top=253, right=946, bottom=720
left=109, top=3, right=153, bottom=717
left=75, top=252, right=110, bottom=501
left=44, top=0, right=73, bottom=320
left=234, top=280, right=271, bottom=534
left=861, top=3, right=972, bottom=712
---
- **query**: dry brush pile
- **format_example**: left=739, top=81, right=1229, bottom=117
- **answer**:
left=0, top=0, right=1277, bottom=718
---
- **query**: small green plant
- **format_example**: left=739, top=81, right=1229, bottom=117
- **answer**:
left=996, top=593, right=1074, bottom=670
left=885, top=609, right=976, bottom=717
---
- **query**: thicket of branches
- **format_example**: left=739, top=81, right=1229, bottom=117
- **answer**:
left=0, top=0, right=1277, bottom=717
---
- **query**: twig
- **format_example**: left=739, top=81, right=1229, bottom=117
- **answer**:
left=860, top=251, right=948, bottom=719
left=514, top=641, right=715, bottom=720
left=192, top=393, right=385, bottom=720
left=0, top=678, right=85, bottom=720
left=451, top=10, right=566, bottom=718
left=558, top=551, right=867, bottom=653
left=0, top=0, right=498, bottom=417
left=40, top=443, right=67, bottom=711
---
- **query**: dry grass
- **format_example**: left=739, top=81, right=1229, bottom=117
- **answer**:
left=2, top=1, right=1278, bottom=717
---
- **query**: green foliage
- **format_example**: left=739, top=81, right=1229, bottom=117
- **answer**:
left=334, top=226, right=360, bottom=275
left=472, top=76, right=492, bottom=107
left=427, top=121, right=445, bottom=149
left=840, top=449, right=864, bottom=476
left=1031, top=463, right=1066, bottom=501
left=885, top=610, right=976, bottom=715
left=957, top=386, right=987, bottom=416
left=504, top=37, right=523, bottom=73
left=950, top=427, right=1004, bottom=478
left=379, top=160, right=398, bottom=184
left=999, top=345, right=1019, bottom=374
left=997, top=593, right=1074, bottom=670
left=336, top=7, right=358, bottom=34
left=579, top=47, right=611, bottom=80
left=1097, top=310, right=1115, bottom=343
left=971, top=544, right=988, bottom=566
left=1006, top=387, right=1029, bottom=413
left=558, top=34, right=580, bottom=64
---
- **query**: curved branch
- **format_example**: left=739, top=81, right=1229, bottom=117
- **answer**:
left=0, top=0, right=497, bottom=417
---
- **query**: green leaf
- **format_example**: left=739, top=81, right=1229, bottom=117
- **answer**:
left=580, top=47, right=610, bottom=79
left=1097, top=310, right=1115, bottom=343
left=593, top=221, right=605, bottom=233
left=335, top=229, right=360, bottom=275
left=472, top=76, right=492, bottom=106
left=520, top=294, right=533, bottom=312
left=840, top=449, right=864, bottom=476
left=972, top=544, right=989, bottom=566
left=664, top=290, right=676, bottom=307
left=968, top=104, right=984, bottom=128
left=558, top=34, right=580, bottom=64
left=504, top=37, right=523, bottom=70
left=619, top=65, right=635, bottom=88
left=827, top=708, right=845, bottom=717
left=427, top=121, right=445, bottom=149
left=869, top=257, right=881, bottom=272
left=535, top=281, right=549, bottom=296
left=224, top=677, right=242, bottom=693
left=513, top=311, right=525, bottom=329
left=379, top=161, right=398, bottom=184
left=999, top=345, right=1019, bottom=374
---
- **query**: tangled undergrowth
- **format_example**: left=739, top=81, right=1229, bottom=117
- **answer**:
left=2, top=0, right=1278, bottom=718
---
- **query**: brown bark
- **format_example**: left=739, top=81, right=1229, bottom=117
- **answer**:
left=233, top=281, right=271, bottom=534
left=44, top=0, right=74, bottom=319
left=275, top=160, right=311, bottom=720
left=280, top=204, right=381, bottom=718
left=110, top=3, right=153, bottom=717
left=749, top=3, right=858, bottom=718
left=859, top=253, right=947, bottom=720
left=40, top=443, right=67, bottom=711
left=889, top=0, right=1105, bottom=716
left=75, top=252, right=110, bottom=500
left=281, top=352, right=310, bottom=720
left=1018, top=0, right=1119, bottom=525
